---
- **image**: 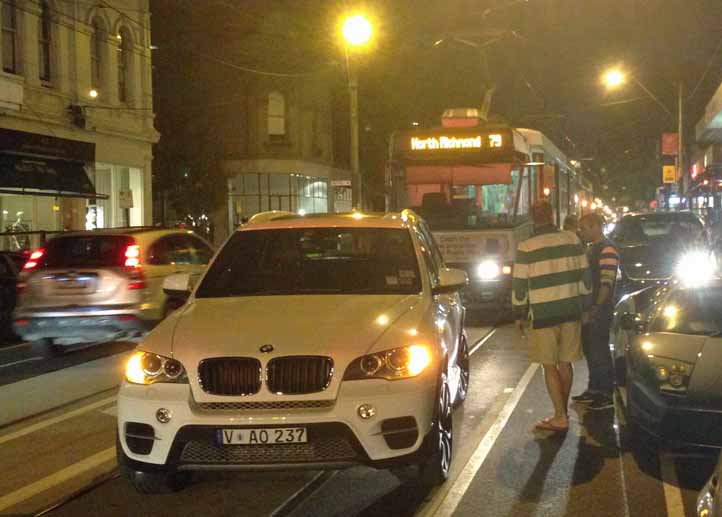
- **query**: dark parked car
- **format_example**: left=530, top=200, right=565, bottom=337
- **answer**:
left=0, top=251, right=28, bottom=342
left=609, top=211, right=708, bottom=297
left=612, top=280, right=722, bottom=448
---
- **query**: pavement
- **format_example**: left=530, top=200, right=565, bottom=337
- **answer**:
left=0, top=325, right=717, bottom=516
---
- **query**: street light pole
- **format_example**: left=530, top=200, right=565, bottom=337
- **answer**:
left=678, top=80, right=685, bottom=186
left=341, top=14, right=372, bottom=210
left=348, top=62, right=362, bottom=208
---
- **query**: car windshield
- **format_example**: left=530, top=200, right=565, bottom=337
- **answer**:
left=195, top=227, right=422, bottom=297
left=650, top=288, right=722, bottom=336
left=613, top=214, right=703, bottom=246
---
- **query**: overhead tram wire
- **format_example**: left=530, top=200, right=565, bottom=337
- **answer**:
left=688, top=36, right=722, bottom=102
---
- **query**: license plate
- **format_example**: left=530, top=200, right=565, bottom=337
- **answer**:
left=218, top=427, right=307, bottom=445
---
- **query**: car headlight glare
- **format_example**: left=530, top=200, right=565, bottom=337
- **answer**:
left=477, top=260, right=501, bottom=280
left=126, top=351, right=188, bottom=385
left=697, top=477, right=716, bottom=517
left=675, top=250, right=717, bottom=286
left=344, top=345, right=433, bottom=381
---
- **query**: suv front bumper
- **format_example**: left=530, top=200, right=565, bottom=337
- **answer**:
left=117, top=377, right=437, bottom=472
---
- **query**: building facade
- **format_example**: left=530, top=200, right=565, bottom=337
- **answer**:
left=222, top=75, right=352, bottom=237
left=689, top=80, right=722, bottom=222
left=0, top=0, right=157, bottom=248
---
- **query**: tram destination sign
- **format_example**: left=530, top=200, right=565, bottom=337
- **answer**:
left=394, top=127, right=516, bottom=164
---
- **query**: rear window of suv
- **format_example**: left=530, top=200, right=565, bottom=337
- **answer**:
left=43, top=235, right=134, bottom=268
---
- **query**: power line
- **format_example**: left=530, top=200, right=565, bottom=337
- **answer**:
left=188, top=48, right=339, bottom=78
left=688, top=36, right=722, bottom=102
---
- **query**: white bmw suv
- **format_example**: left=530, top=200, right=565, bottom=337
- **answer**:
left=117, top=211, right=469, bottom=493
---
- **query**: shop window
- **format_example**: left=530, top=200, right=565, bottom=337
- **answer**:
left=38, top=0, right=52, bottom=82
left=2, top=0, right=17, bottom=74
left=268, top=91, right=286, bottom=138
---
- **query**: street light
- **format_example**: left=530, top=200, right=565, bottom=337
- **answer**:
left=341, top=14, right=373, bottom=209
left=603, top=69, right=625, bottom=89
left=342, top=15, right=372, bottom=47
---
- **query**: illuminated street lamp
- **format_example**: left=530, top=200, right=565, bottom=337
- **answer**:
left=603, top=69, right=625, bottom=89
left=341, top=14, right=373, bottom=208
left=89, top=88, right=99, bottom=99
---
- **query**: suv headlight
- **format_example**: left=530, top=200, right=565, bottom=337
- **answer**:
left=126, top=351, right=188, bottom=385
left=343, top=345, right=432, bottom=381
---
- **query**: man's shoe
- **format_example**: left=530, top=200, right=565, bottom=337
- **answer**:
left=571, top=390, right=597, bottom=403
left=587, top=395, right=614, bottom=411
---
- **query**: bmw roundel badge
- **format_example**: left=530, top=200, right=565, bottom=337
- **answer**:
left=259, top=344, right=274, bottom=353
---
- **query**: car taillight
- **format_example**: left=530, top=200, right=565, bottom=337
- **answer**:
left=124, top=244, right=141, bottom=268
left=23, top=249, right=45, bottom=270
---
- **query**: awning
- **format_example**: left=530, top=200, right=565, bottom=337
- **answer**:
left=0, top=153, right=107, bottom=199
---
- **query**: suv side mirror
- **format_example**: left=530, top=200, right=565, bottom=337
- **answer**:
left=433, top=268, right=468, bottom=295
left=619, top=312, right=644, bottom=333
left=163, top=273, right=191, bottom=298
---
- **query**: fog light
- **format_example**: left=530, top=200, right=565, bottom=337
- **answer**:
left=156, top=408, right=172, bottom=424
left=357, top=404, right=376, bottom=419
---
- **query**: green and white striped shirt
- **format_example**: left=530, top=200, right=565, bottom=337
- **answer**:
left=512, top=226, right=593, bottom=329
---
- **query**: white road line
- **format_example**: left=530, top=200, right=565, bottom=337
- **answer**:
left=469, top=328, right=497, bottom=356
left=419, top=363, right=539, bottom=517
left=660, top=453, right=686, bottom=517
left=0, top=395, right=116, bottom=446
left=0, top=357, right=43, bottom=368
left=0, top=447, right=116, bottom=513
left=0, top=342, right=31, bottom=352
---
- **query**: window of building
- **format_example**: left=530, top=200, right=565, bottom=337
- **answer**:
left=2, top=0, right=17, bottom=74
left=90, top=164, right=143, bottom=229
left=38, top=0, right=51, bottom=82
left=117, top=27, right=131, bottom=103
left=90, top=18, right=106, bottom=90
left=268, top=91, right=286, bottom=137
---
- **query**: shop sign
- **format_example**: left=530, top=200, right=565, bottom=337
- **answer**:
left=119, top=190, right=134, bottom=209
left=662, top=165, right=676, bottom=184
left=661, top=133, right=679, bottom=156
left=331, top=180, right=351, bottom=187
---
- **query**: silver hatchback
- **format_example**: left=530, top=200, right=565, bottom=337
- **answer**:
left=13, top=228, right=213, bottom=353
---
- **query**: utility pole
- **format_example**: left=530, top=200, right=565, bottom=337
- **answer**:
left=677, top=80, right=685, bottom=190
left=349, top=64, right=362, bottom=208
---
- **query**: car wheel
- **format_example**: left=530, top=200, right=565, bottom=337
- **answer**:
left=454, top=333, right=470, bottom=407
left=417, top=374, right=453, bottom=487
left=34, top=338, right=64, bottom=358
left=116, top=435, right=190, bottom=494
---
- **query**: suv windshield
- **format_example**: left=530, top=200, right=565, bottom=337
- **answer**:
left=612, top=214, right=704, bottom=246
left=44, top=235, right=133, bottom=268
left=196, top=228, right=422, bottom=297
left=650, top=288, right=722, bottom=336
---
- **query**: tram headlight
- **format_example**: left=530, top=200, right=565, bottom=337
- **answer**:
left=477, top=260, right=501, bottom=280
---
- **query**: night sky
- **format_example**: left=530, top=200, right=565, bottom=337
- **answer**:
left=152, top=0, right=722, bottom=208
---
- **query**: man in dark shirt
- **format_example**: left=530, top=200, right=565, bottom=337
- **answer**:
left=573, top=213, right=620, bottom=410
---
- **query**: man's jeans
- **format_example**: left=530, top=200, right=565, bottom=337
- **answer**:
left=582, top=306, right=614, bottom=396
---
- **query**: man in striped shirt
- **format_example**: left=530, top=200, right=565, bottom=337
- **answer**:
left=513, top=202, right=592, bottom=432
left=573, top=213, right=621, bottom=411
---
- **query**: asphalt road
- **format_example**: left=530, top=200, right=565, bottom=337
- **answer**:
left=0, top=326, right=717, bottom=517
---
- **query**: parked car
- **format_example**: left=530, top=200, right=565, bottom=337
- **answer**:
left=0, top=251, right=29, bottom=342
left=116, top=211, right=469, bottom=494
left=613, top=276, right=722, bottom=448
left=698, top=454, right=721, bottom=517
left=13, top=228, right=213, bottom=354
left=609, top=211, right=708, bottom=297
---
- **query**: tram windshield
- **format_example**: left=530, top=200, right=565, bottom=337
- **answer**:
left=413, top=170, right=531, bottom=231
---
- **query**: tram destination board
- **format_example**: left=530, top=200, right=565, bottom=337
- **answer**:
left=392, top=127, right=521, bottom=164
